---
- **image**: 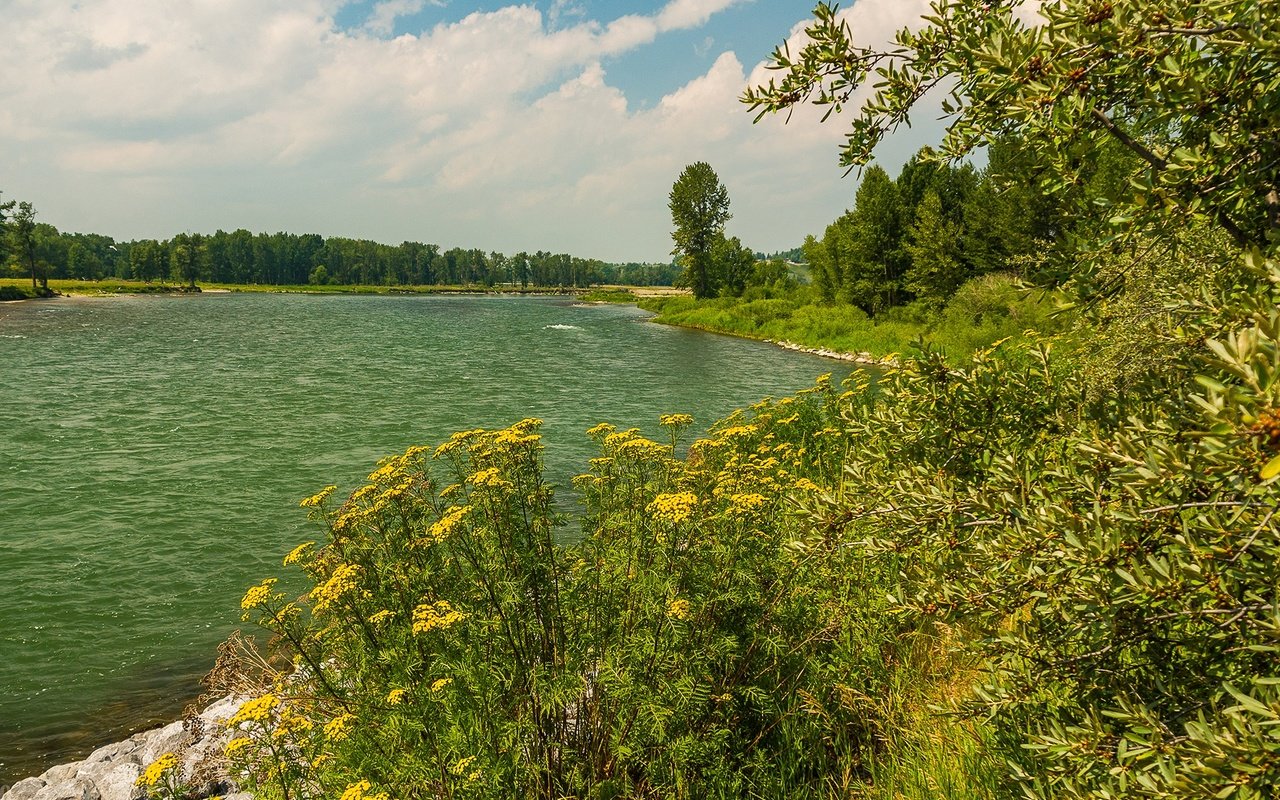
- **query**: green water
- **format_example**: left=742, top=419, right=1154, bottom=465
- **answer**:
left=0, top=292, right=852, bottom=781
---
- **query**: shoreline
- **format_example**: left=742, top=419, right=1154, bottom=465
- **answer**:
left=1, top=696, right=249, bottom=800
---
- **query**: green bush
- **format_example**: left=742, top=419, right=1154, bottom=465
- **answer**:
left=0, top=284, right=30, bottom=301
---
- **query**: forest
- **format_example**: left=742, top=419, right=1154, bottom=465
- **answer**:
left=0, top=211, right=679, bottom=291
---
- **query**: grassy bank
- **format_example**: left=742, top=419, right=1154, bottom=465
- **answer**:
left=0, top=277, right=590, bottom=299
left=637, top=273, right=1062, bottom=363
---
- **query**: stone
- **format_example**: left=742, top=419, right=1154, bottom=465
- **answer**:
left=82, top=740, right=139, bottom=767
left=36, top=766, right=76, bottom=785
left=31, top=777, right=100, bottom=800
left=139, top=722, right=188, bottom=765
left=3, top=778, right=47, bottom=800
left=85, top=763, right=141, bottom=800
left=198, top=695, right=243, bottom=725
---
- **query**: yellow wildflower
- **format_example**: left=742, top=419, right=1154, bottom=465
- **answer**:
left=324, top=713, right=355, bottom=741
left=386, top=688, right=408, bottom=705
left=240, top=578, right=278, bottom=611
left=135, top=753, right=179, bottom=789
left=427, top=505, right=471, bottom=542
left=727, top=493, right=767, bottom=516
left=367, top=609, right=394, bottom=625
left=450, top=756, right=478, bottom=776
left=431, top=677, right=453, bottom=693
left=586, top=422, right=616, bottom=438
left=299, top=485, right=337, bottom=508
left=339, top=780, right=371, bottom=800
left=468, top=467, right=510, bottom=489
left=616, top=437, right=667, bottom=458
left=311, top=563, right=360, bottom=613
left=667, top=598, right=691, bottom=620
left=647, top=492, right=698, bottom=524
left=282, top=541, right=315, bottom=566
left=604, top=428, right=640, bottom=448
left=793, top=478, right=820, bottom=492
left=224, top=737, right=253, bottom=757
left=230, top=694, right=279, bottom=725
left=413, top=600, right=466, bottom=633
left=719, top=424, right=758, bottom=440
left=659, top=413, right=694, bottom=428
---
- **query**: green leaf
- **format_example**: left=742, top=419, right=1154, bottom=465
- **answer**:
left=1261, top=453, right=1280, bottom=481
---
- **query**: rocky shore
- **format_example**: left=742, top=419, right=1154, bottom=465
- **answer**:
left=763, top=338, right=895, bottom=367
left=2, top=697, right=248, bottom=800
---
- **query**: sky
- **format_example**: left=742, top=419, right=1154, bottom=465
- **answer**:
left=0, top=0, right=947, bottom=263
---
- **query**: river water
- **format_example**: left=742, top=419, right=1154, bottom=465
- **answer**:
left=0, top=292, right=852, bottom=782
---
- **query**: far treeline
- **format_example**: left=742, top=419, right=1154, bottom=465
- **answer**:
left=0, top=205, right=680, bottom=292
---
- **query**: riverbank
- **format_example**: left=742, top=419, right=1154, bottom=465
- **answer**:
left=1, top=696, right=247, bottom=800
left=0, top=278, right=595, bottom=300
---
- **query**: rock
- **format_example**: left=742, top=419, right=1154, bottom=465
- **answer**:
left=31, top=778, right=100, bottom=800
left=198, top=695, right=243, bottom=725
left=36, top=765, right=77, bottom=785
left=85, top=763, right=142, bottom=800
left=82, top=740, right=140, bottom=768
left=3, top=778, right=47, bottom=800
left=140, top=722, right=188, bottom=765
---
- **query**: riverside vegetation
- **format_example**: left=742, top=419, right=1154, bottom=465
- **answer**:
left=55, top=0, right=1280, bottom=798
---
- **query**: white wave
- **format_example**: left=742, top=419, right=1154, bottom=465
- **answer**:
left=543, top=324, right=583, bottom=331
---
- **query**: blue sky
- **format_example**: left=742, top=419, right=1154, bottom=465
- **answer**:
left=0, top=0, right=941, bottom=262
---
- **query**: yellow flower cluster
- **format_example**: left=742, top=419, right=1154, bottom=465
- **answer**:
left=299, top=484, right=337, bottom=508
left=793, top=478, right=820, bottom=493
left=468, top=467, right=510, bottom=489
left=659, top=413, right=694, bottom=428
left=604, top=428, right=640, bottom=448
left=230, top=694, right=279, bottom=725
left=727, top=492, right=767, bottom=517
left=667, top=598, right=691, bottom=620
left=719, top=424, right=758, bottom=440
left=311, top=563, right=361, bottom=613
left=223, top=737, right=253, bottom=757
left=367, top=609, right=395, bottom=625
left=338, top=780, right=388, bottom=800
left=135, top=753, right=179, bottom=789
left=616, top=437, right=667, bottom=458
left=647, top=492, right=698, bottom=524
left=282, top=541, right=315, bottom=566
left=431, top=677, right=453, bottom=693
left=450, top=756, right=478, bottom=776
left=386, top=688, right=408, bottom=705
left=413, top=600, right=466, bottom=634
left=324, top=713, right=355, bottom=741
left=240, top=578, right=278, bottom=611
left=586, top=422, right=616, bottom=438
left=426, top=505, right=471, bottom=542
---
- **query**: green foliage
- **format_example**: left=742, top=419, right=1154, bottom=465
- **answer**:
left=0, top=284, right=30, bottom=301
left=231, top=387, right=998, bottom=798
left=744, top=0, right=1280, bottom=261
left=669, top=162, right=732, bottom=300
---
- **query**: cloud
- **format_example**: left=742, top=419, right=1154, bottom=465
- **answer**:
left=364, top=0, right=446, bottom=37
left=0, top=0, right=942, bottom=261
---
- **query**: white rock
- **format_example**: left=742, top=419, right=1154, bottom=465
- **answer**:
left=82, top=740, right=139, bottom=767
left=31, top=777, right=100, bottom=800
left=36, top=765, right=77, bottom=785
left=140, top=722, right=188, bottom=765
left=85, top=763, right=142, bottom=800
left=3, top=777, right=47, bottom=800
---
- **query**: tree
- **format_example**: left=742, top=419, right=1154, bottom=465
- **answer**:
left=743, top=1, right=1280, bottom=262
left=902, top=190, right=966, bottom=305
left=9, top=201, right=40, bottom=291
left=841, top=164, right=904, bottom=312
left=170, top=233, right=205, bottom=289
left=712, top=234, right=755, bottom=297
left=669, top=161, right=731, bottom=299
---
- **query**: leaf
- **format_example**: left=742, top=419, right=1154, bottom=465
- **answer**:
left=1261, top=453, right=1280, bottom=481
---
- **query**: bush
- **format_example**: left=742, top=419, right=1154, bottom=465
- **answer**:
left=0, top=284, right=29, bottom=301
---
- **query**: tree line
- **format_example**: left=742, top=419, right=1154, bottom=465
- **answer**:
left=0, top=203, right=680, bottom=290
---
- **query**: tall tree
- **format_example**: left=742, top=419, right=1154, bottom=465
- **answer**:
left=842, top=165, right=905, bottom=313
left=10, top=201, right=40, bottom=291
left=713, top=234, right=755, bottom=297
left=669, top=161, right=731, bottom=300
left=903, top=190, right=966, bottom=305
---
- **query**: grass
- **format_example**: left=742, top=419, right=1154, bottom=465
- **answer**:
left=637, top=275, right=1064, bottom=363
left=0, top=277, right=591, bottom=298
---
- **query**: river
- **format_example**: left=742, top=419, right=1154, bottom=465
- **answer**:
left=0, top=292, right=854, bottom=782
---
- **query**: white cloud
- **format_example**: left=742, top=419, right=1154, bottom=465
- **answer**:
left=0, top=0, right=942, bottom=261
